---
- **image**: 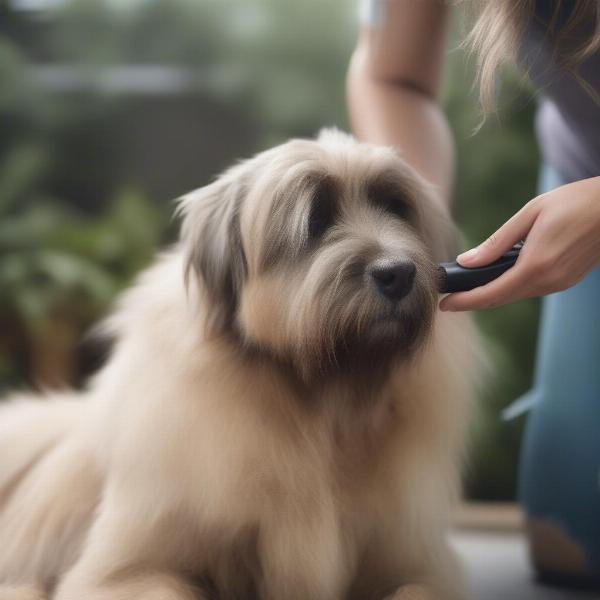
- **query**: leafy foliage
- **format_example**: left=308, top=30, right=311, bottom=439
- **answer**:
left=0, top=189, right=165, bottom=333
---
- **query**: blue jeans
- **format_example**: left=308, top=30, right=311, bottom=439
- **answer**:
left=519, top=165, right=600, bottom=584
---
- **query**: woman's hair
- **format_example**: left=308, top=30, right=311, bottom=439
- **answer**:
left=465, top=0, right=600, bottom=110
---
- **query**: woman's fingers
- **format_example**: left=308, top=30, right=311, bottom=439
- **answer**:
left=457, top=197, right=542, bottom=267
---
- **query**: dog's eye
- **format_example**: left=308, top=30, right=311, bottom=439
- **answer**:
left=368, top=180, right=414, bottom=222
left=308, top=187, right=336, bottom=240
left=380, top=196, right=412, bottom=221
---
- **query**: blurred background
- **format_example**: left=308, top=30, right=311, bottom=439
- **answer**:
left=0, top=0, right=540, bottom=502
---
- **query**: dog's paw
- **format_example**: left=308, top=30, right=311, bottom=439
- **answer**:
left=0, top=584, right=46, bottom=600
left=383, top=584, right=433, bottom=600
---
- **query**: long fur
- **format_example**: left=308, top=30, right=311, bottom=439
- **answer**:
left=0, top=130, right=483, bottom=600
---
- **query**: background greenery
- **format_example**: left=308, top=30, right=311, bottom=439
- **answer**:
left=0, top=0, right=540, bottom=500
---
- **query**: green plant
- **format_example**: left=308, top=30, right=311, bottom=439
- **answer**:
left=0, top=189, right=165, bottom=334
left=0, top=175, right=167, bottom=388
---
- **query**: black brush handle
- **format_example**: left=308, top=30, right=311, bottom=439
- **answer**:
left=438, top=245, right=522, bottom=293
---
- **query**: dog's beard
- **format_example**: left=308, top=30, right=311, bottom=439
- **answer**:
left=267, top=258, right=439, bottom=385
left=320, top=286, right=436, bottom=376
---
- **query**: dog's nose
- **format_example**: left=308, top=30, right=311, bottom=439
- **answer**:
left=370, top=261, right=416, bottom=301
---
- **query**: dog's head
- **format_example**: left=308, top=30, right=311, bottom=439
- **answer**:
left=179, top=130, right=459, bottom=380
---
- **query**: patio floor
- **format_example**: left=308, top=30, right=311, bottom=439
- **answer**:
left=451, top=504, right=599, bottom=600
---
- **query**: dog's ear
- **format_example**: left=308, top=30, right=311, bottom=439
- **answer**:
left=178, top=165, right=249, bottom=331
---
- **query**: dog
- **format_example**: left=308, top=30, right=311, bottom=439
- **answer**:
left=0, top=130, right=482, bottom=600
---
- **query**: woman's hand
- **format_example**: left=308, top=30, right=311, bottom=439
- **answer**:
left=439, top=176, right=600, bottom=311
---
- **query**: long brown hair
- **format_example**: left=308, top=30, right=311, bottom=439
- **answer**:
left=464, top=0, right=600, bottom=109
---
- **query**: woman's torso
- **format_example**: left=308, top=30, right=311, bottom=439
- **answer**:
left=522, top=1, right=600, bottom=182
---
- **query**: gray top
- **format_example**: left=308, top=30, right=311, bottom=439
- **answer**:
left=522, top=3, right=600, bottom=183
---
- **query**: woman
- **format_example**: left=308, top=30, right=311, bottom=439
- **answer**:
left=347, top=0, right=600, bottom=587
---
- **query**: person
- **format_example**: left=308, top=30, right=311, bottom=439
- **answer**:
left=347, top=0, right=600, bottom=588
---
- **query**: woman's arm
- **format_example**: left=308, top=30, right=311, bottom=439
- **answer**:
left=346, top=0, right=453, bottom=201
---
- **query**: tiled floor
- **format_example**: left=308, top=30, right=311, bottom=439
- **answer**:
left=452, top=531, right=600, bottom=600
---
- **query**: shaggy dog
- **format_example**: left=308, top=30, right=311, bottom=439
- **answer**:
left=0, top=130, right=481, bottom=600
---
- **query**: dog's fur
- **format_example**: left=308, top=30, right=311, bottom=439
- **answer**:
left=0, top=131, right=482, bottom=600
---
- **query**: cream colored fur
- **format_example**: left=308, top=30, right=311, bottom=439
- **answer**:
left=0, top=131, right=482, bottom=600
